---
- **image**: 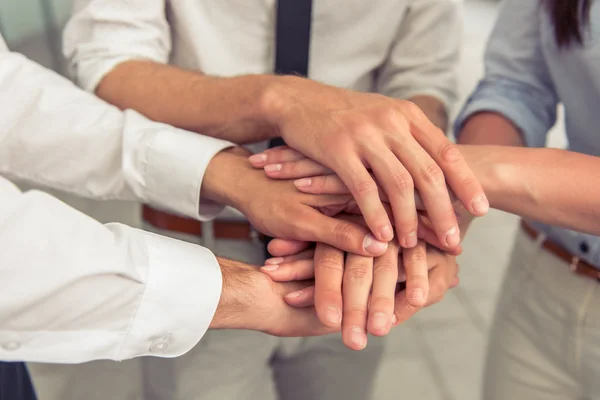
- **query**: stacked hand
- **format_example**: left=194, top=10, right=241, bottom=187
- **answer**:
left=202, top=89, right=484, bottom=341
left=247, top=146, right=477, bottom=349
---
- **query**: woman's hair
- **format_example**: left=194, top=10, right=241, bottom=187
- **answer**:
left=545, top=0, right=592, bottom=47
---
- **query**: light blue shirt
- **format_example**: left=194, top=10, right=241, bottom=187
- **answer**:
left=455, top=0, right=600, bottom=268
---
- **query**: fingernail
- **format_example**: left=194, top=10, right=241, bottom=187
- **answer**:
left=261, top=264, right=280, bottom=272
left=445, top=226, right=460, bottom=248
left=265, top=257, right=284, bottom=265
left=294, top=178, right=312, bottom=188
left=380, top=225, right=394, bottom=241
left=471, top=195, right=489, bottom=215
left=372, top=312, right=387, bottom=331
left=350, top=326, right=367, bottom=348
left=405, top=232, right=417, bottom=248
left=410, top=289, right=424, bottom=302
left=285, top=290, right=303, bottom=299
left=363, top=233, right=388, bottom=255
left=392, top=314, right=398, bottom=325
left=264, top=164, right=282, bottom=172
left=249, top=153, right=267, bottom=166
left=325, top=306, right=341, bottom=324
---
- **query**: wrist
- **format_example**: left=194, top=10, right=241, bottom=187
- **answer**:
left=457, top=144, right=511, bottom=210
left=257, top=75, right=307, bottom=138
left=201, top=147, right=255, bottom=208
left=210, top=258, right=252, bottom=330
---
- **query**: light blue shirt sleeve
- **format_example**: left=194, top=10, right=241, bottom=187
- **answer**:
left=454, top=0, right=559, bottom=148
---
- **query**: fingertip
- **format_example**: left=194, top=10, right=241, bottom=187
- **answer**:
left=368, top=312, right=391, bottom=336
left=470, top=195, right=490, bottom=216
left=318, top=305, right=342, bottom=327
left=402, top=231, right=418, bottom=248
left=345, top=326, right=367, bottom=351
left=248, top=153, right=267, bottom=167
left=363, top=233, right=388, bottom=256
left=264, top=164, right=282, bottom=174
left=294, top=178, right=312, bottom=189
left=380, top=225, right=394, bottom=242
left=407, top=288, right=427, bottom=307
left=260, top=264, right=280, bottom=273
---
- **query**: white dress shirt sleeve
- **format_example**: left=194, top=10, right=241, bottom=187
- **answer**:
left=65, top=0, right=170, bottom=92
left=376, top=0, right=463, bottom=109
left=0, top=37, right=232, bottom=363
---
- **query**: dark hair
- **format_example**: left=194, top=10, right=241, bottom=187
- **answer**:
left=545, top=0, right=592, bottom=47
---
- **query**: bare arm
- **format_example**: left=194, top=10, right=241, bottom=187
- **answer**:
left=97, top=60, right=279, bottom=144
left=460, top=114, right=599, bottom=235
left=460, top=144, right=600, bottom=236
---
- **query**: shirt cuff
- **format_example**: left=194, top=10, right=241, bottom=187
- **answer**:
left=118, top=229, right=222, bottom=360
left=454, top=79, right=556, bottom=148
left=143, top=123, right=234, bottom=221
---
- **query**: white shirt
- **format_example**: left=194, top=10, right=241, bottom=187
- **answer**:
left=0, top=35, right=234, bottom=363
left=64, top=0, right=463, bottom=220
left=66, top=0, right=461, bottom=103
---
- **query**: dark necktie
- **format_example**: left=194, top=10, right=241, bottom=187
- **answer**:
left=267, top=0, right=313, bottom=149
left=264, top=0, right=313, bottom=255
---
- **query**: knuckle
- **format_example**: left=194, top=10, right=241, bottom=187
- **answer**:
left=354, top=178, right=378, bottom=197
left=345, top=264, right=371, bottom=282
left=391, top=171, right=414, bottom=193
left=314, top=176, right=328, bottom=190
left=373, top=260, right=396, bottom=275
left=316, top=257, right=344, bottom=274
left=375, top=106, right=401, bottom=126
left=350, top=119, right=379, bottom=141
left=399, top=100, right=421, bottom=115
left=429, top=280, right=449, bottom=301
left=346, top=304, right=368, bottom=315
left=422, top=163, right=445, bottom=186
left=440, top=143, right=462, bottom=164
left=407, top=250, right=427, bottom=265
left=460, top=176, right=477, bottom=190
left=333, top=222, right=356, bottom=244
left=370, top=295, right=395, bottom=309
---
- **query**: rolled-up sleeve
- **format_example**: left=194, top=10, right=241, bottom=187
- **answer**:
left=454, top=0, right=559, bottom=148
left=64, top=0, right=170, bottom=92
left=376, top=0, right=462, bottom=109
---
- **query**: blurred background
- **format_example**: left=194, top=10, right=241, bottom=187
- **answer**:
left=0, top=0, right=568, bottom=399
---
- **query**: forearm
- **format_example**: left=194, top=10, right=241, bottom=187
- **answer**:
left=97, top=60, right=282, bottom=144
left=458, top=111, right=525, bottom=146
left=460, top=145, right=600, bottom=235
left=409, top=95, right=448, bottom=132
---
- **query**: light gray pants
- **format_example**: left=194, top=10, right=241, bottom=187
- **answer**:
left=483, top=228, right=600, bottom=400
left=29, top=223, right=385, bottom=400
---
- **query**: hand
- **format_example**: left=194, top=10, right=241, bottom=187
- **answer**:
left=210, top=257, right=337, bottom=337
left=253, top=78, right=489, bottom=249
left=260, top=241, right=459, bottom=350
left=202, top=148, right=388, bottom=256
left=251, top=146, right=468, bottom=253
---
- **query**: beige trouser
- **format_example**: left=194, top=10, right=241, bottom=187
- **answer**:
left=483, top=228, right=600, bottom=400
left=29, top=223, right=385, bottom=400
